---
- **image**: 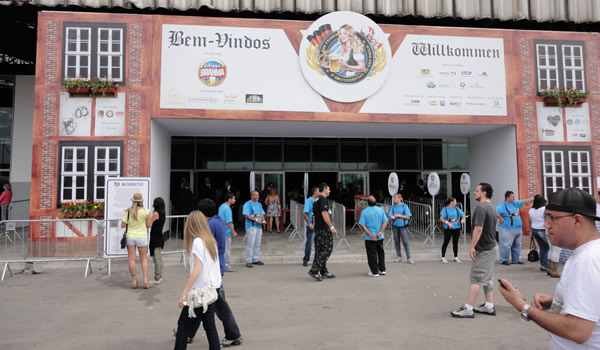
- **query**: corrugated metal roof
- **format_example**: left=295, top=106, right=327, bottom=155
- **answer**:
left=2, top=0, right=600, bottom=24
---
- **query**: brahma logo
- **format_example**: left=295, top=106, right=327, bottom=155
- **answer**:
left=198, top=60, right=227, bottom=86
left=246, top=94, right=263, bottom=103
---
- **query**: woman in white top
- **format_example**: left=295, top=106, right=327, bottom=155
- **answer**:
left=174, top=211, right=222, bottom=350
left=528, top=194, right=549, bottom=272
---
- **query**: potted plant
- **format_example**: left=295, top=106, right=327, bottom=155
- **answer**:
left=540, top=87, right=589, bottom=108
left=61, top=76, right=118, bottom=97
left=59, top=200, right=105, bottom=219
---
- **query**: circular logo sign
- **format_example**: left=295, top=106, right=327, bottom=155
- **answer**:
left=427, top=172, right=440, bottom=197
left=388, top=172, right=399, bottom=196
left=198, top=60, right=227, bottom=87
left=299, top=11, right=392, bottom=103
left=460, top=173, right=471, bottom=195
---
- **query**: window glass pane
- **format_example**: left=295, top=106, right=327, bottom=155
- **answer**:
left=340, top=143, right=367, bottom=170
left=284, top=143, right=310, bottom=170
left=255, top=141, right=282, bottom=170
left=196, top=140, right=224, bottom=169
left=64, top=176, right=72, bottom=187
left=100, top=42, right=108, bottom=52
left=80, top=42, right=88, bottom=52
left=81, top=30, right=89, bottom=40
left=80, top=68, right=88, bottom=78
left=76, top=188, right=85, bottom=199
left=64, top=188, right=72, bottom=199
left=226, top=142, right=253, bottom=170
left=0, top=109, right=13, bottom=139
left=111, top=68, right=120, bottom=79
left=448, top=144, right=468, bottom=169
left=171, top=141, right=195, bottom=169
left=100, top=56, right=108, bottom=66
left=76, top=162, right=85, bottom=172
left=423, top=144, right=443, bottom=169
left=368, top=143, right=393, bottom=170
left=312, top=142, right=338, bottom=170
left=97, top=188, right=104, bottom=200
left=108, top=162, right=117, bottom=172
left=112, top=43, right=120, bottom=52
left=112, top=56, right=120, bottom=66
left=68, top=29, right=77, bottom=40
left=97, top=161, right=105, bottom=172
left=395, top=144, right=420, bottom=169
left=100, top=30, right=108, bottom=40
left=96, top=175, right=105, bottom=187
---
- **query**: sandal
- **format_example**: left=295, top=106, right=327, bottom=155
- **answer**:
left=132, top=279, right=138, bottom=289
left=143, top=281, right=152, bottom=289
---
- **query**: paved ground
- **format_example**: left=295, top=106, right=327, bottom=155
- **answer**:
left=0, top=252, right=559, bottom=350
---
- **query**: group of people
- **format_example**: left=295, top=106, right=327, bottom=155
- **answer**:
left=449, top=183, right=600, bottom=349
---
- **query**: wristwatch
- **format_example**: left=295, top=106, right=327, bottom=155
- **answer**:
left=330, top=226, right=335, bottom=230
left=520, top=303, right=531, bottom=321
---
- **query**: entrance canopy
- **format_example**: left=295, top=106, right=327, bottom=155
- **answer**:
left=154, top=119, right=506, bottom=138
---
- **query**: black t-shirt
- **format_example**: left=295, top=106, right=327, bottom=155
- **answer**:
left=472, top=202, right=497, bottom=251
left=149, top=212, right=166, bottom=255
left=313, top=195, right=331, bottom=230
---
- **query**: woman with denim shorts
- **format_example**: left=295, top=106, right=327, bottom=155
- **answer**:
left=121, top=193, right=155, bottom=289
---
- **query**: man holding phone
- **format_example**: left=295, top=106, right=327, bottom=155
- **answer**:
left=498, top=188, right=600, bottom=348
left=451, top=183, right=498, bottom=318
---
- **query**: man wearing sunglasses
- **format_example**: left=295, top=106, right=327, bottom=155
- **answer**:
left=498, top=188, right=600, bottom=349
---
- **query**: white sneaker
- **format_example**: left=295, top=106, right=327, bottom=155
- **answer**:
left=407, top=259, right=415, bottom=265
left=380, top=271, right=386, bottom=275
left=153, top=278, right=162, bottom=285
left=368, top=272, right=380, bottom=277
left=394, top=257, right=402, bottom=263
left=454, top=257, right=462, bottom=264
left=441, top=257, right=448, bottom=264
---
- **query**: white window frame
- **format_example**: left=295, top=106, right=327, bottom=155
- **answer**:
left=64, top=27, right=91, bottom=80
left=94, top=146, right=121, bottom=201
left=568, top=150, right=592, bottom=193
left=542, top=150, right=565, bottom=199
left=562, top=45, right=585, bottom=91
left=536, top=44, right=559, bottom=91
left=61, top=146, right=88, bottom=202
left=97, top=28, right=124, bottom=82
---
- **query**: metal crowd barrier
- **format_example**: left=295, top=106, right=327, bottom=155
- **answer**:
left=376, top=203, right=397, bottom=249
left=287, top=200, right=305, bottom=242
left=404, top=200, right=440, bottom=248
left=1, top=218, right=103, bottom=281
left=331, top=201, right=349, bottom=249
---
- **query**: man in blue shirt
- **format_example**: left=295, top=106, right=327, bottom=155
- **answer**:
left=359, top=196, right=388, bottom=277
left=390, top=193, right=414, bottom=264
left=219, top=193, right=237, bottom=272
left=496, top=191, right=533, bottom=265
left=302, top=186, right=320, bottom=266
left=243, top=190, right=265, bottom=268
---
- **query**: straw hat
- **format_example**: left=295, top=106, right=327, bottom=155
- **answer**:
left=131, top=193, right=144, bottom=202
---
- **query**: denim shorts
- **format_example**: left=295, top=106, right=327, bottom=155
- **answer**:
left=126, top=237, right=148, bottom=247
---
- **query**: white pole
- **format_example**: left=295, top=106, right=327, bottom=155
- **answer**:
left=463, top=193, right=467, bottom=246
left=431, top=194, right=435, bottom=249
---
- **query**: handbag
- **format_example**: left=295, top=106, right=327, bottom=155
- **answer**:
left=186, top=248, right=219, bottom=318
left=120, top=211, right=129, bottom=249
left=527, top=236, right=540, bottom=262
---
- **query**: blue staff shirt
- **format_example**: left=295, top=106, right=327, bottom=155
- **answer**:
left=390, top=203, right=411, bottom=227
left=441, top=206, right=465, bottom=230
left=243, top=200, right=265, bottom=229
left=218, top=203, right=233, bottom=237
left=496, top=200, right=525, bottom=229
left=207, top=215, right=226, bottom=277
left=303, top=197, right=315, bottom=228
left=359, top=206, right=388, bottom=241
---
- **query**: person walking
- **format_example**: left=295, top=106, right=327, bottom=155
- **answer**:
left=440, top=197, right=466, bottom=264
left=243, top=191, right=265, bottom=268
left=528, top=194, right=550, bottom=273
left=498, top=188, right=600, bottom=349
left=389, top=193, right=414, bottom=264
left=307, top=183, right=337, bottom=281
left=149, top=197, right=166, bottom=284
left=218, top=193, right=238, bottom=272
left=174, top=211, right=221, bottom=350
left=359, top=196, right=388, bottom=277
left=265, top=187, right=281, bottom=233
left=121, top=193, right=155, bottom=289
left=451, top=183, right=498, bottom=318
left=302, top=186, right=320, bottom=266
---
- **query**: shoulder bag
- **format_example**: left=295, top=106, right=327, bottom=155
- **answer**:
left=527, top=236, right=540, bottom=262
left=120, top=211, right=130, bottom=249
left=186, top=249, right=219, bottom=318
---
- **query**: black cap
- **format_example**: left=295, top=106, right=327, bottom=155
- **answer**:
left=546, top=188, right=600, bottom=221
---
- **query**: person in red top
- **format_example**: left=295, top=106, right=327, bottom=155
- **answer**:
left=0, top=183, right=12, bottom=222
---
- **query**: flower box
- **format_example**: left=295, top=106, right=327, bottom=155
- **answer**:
left=62, top=77, right=118, bottom=98
left=540, top=87, right=588, bottom=109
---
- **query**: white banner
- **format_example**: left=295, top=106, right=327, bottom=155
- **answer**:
left=537, top=102, right=564, bottom=142
left=160, top=24, right=328, bottom=112
left=59, top=93, right=91, bottom=136
left=361, top=35, right=507, bottom=116
left=565, top=104, right=591, bottom=142
left=95, top=93, right=126, bottom=136
left=103, top=177, right=151, bottom=258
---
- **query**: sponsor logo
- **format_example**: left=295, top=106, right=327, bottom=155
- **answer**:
left=449, top=101, right=462, bottom=107
left=575, top=119, right=581, bottom=125
left=429, top=100, right=438, bottom=106
left=166, top=89, right=182, bottom=105
left=459, top=82, right=466, bottom=88
left=223, top=93, right=239, bottom=104
left=421, top=69, right=430, bottom=75
left=246, top=94, right=263, bottom=103
left=461, top=71, right=472, bottom=75
left=426, top=81, right=436, bottom=88
left=188, top=96, right=218, bottom=104
left=198, top=60, right=227, bottom=87
left=567, top=119, right=573, bottom=125
left=478, top=72, right=489, bottom=77
left=440, top=101, right=445, bottom=106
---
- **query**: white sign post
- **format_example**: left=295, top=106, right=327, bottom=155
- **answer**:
left=388, top=172, right=399, bottom=197
left=103, top=178, right=151, bottom=265
left=427, top=172, right=440, bottom=249
left=460, top=173, right=471, bottom=245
